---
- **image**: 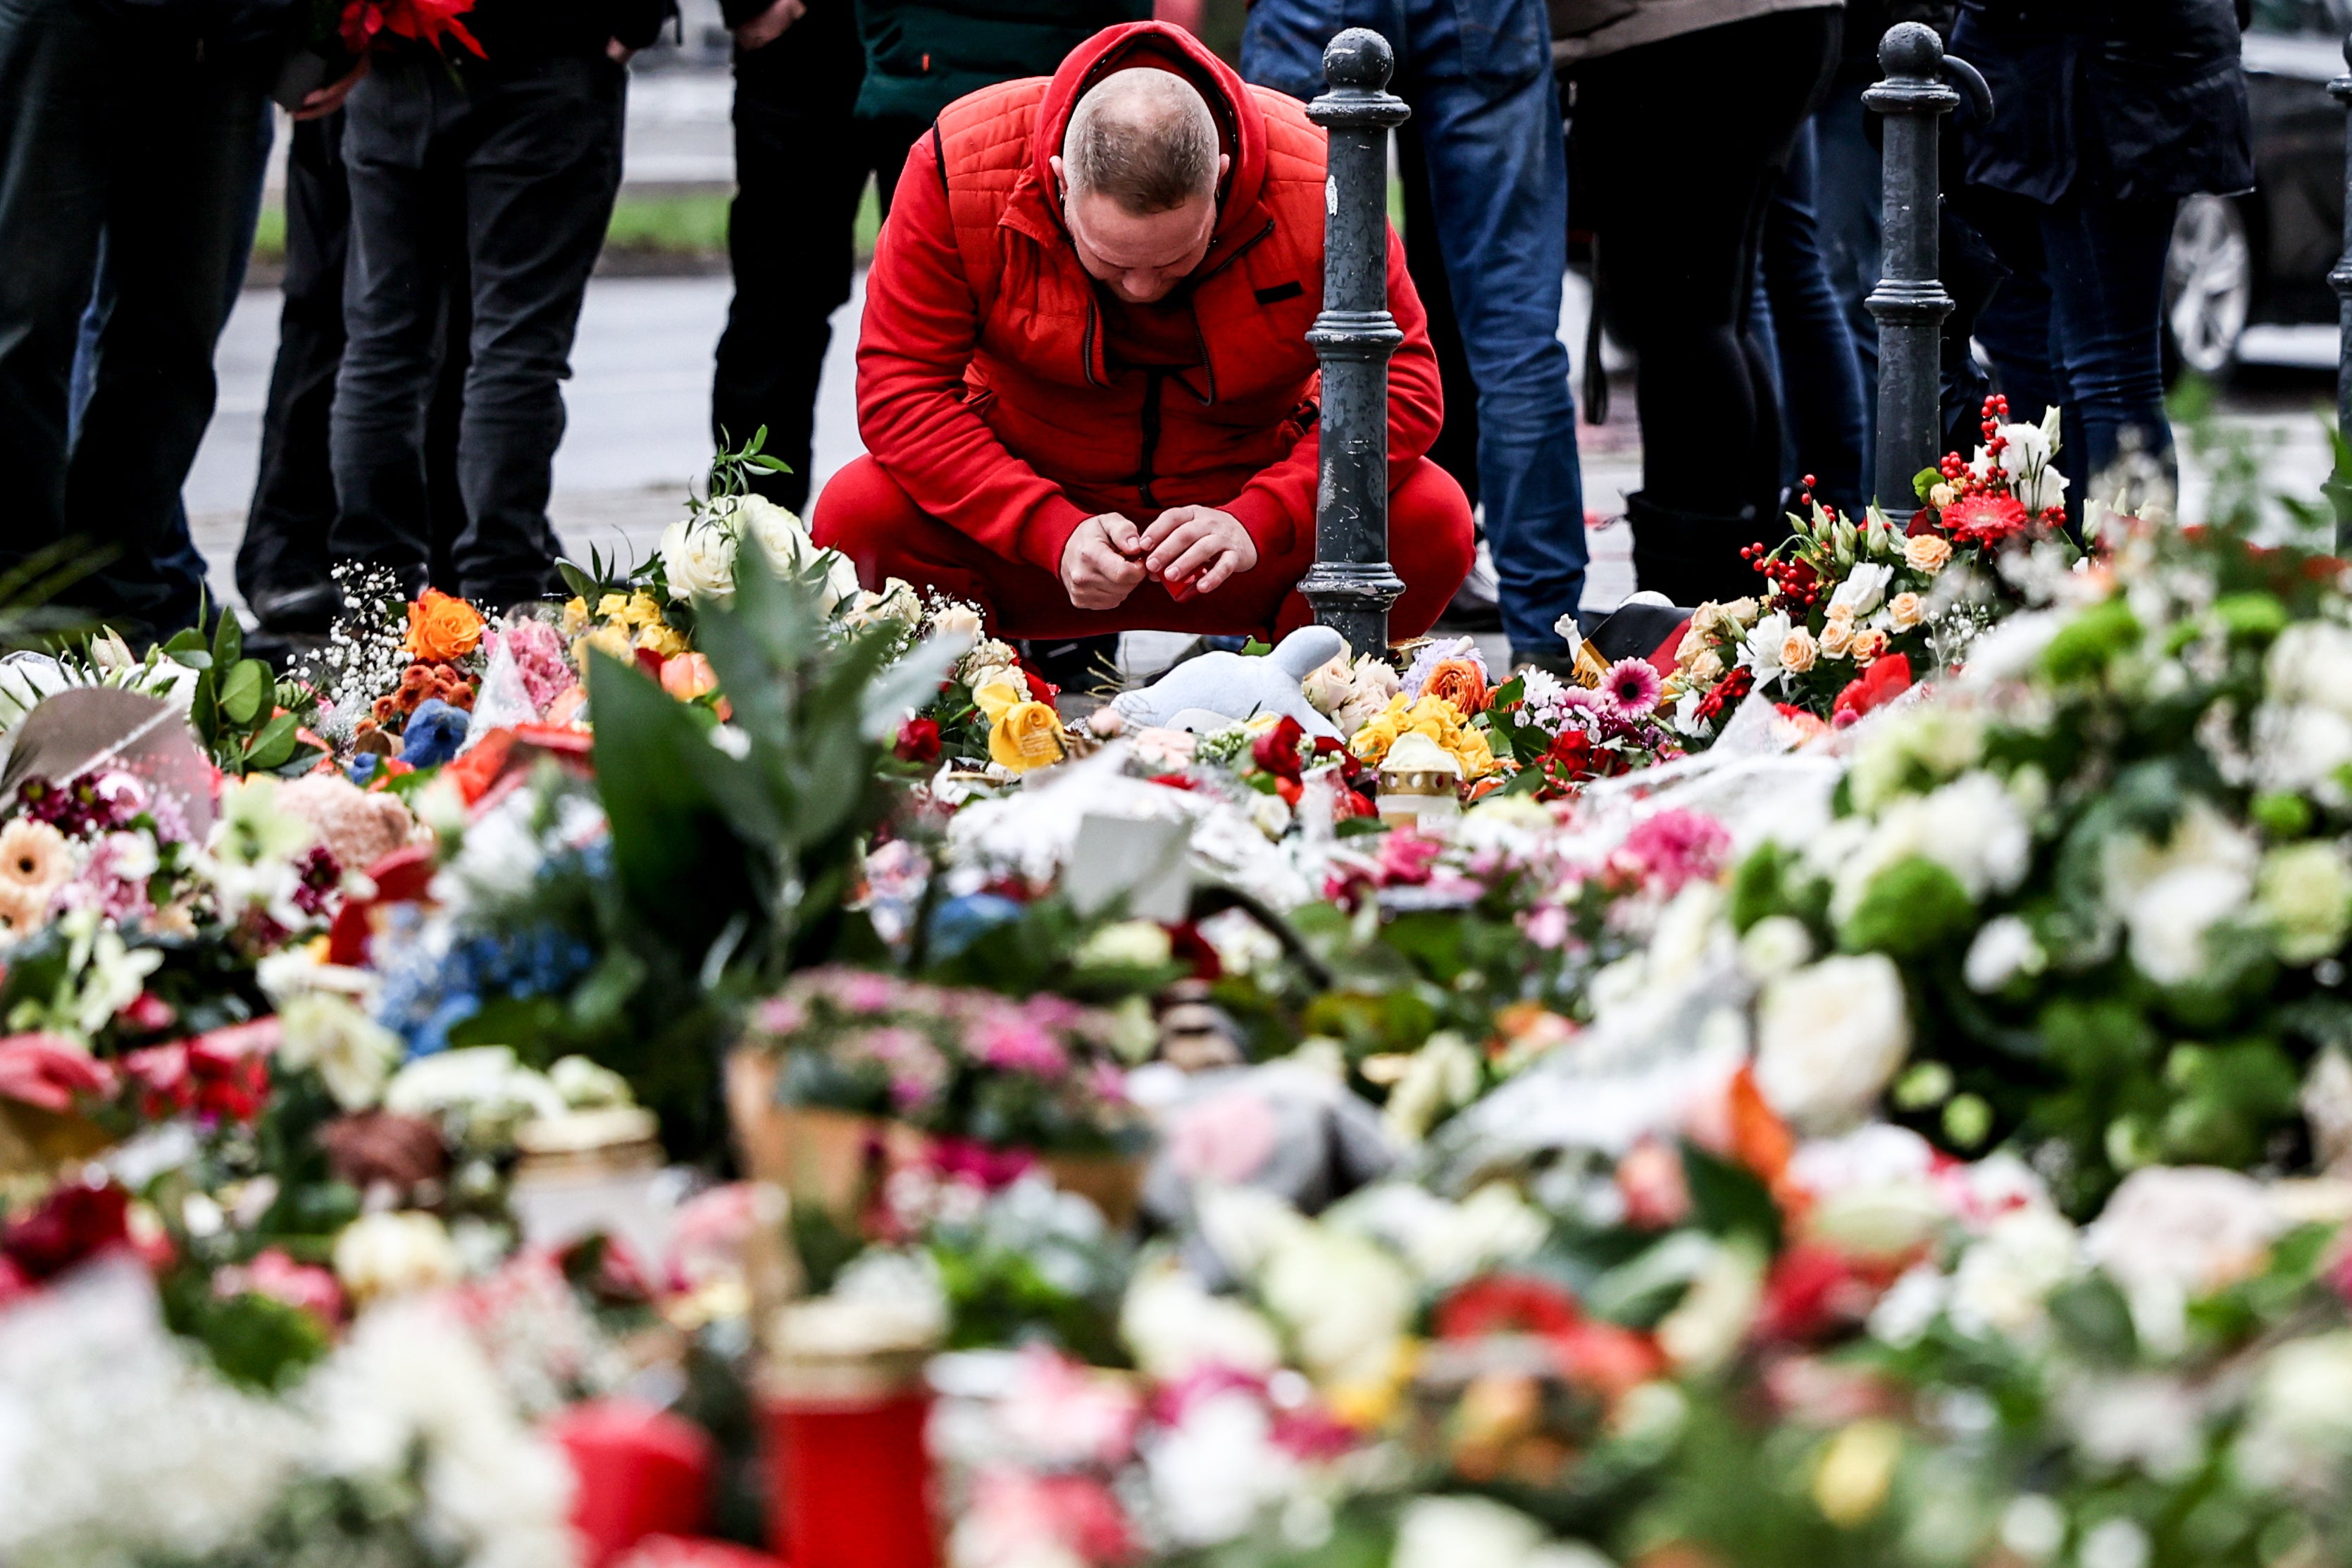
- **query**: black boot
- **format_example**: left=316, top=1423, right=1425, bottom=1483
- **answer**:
left=1624, top=491, right=1786, bottom=610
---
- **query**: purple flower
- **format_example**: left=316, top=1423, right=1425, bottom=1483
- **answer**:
left=1401, top=636, right=1483, bottom=699
left=1598, top=658, right=1663, bottom=719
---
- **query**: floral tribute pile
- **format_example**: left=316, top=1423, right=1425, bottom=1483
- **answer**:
left=11, top=417, right=2352, bottom=1568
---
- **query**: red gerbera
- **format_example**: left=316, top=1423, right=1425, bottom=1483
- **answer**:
left=1940, top=492, right=2030, bottom=546
left=341, top=0, right=485, bottom=58
left=1831, top=654, right=1914, bottom=727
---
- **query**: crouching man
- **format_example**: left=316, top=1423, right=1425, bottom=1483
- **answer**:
left=814, top=21, right=1472, bottom=645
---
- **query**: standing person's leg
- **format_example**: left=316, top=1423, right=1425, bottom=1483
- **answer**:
left=333, top=55, right=459, bottom=598
left=714, top=4, right=866, bottom=515
left=1575, top=10, right=1834, bottom=604
left=0, top=0, right=110, bottom=574
left=2039, top=193, right=2179, bottom=510
left=67, top=46, right=268, bottom=636
left=866, top=113, right=932, bottom=220
left=243, top=112, right=352, bottom=634
left=452, top=54, right=625, bottom=606
left=1414, top=59, right=1586, bottom=663
left=1760, top=120, right=1868, bottom=518
left=1811, top=65, right=1881, bottom=492
left=1397, top=122, right=1481, bottom=515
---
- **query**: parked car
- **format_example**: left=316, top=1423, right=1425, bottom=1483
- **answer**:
left=2164, top=0, right=2348, bottom=378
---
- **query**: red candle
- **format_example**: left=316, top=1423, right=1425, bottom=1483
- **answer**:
left=549, top=1399, right=714, bottom=1567
left=761, top=1378, right=939, bottom=1568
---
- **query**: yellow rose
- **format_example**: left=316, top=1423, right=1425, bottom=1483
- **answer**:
left=1348, top=695, right=1411, bottom=763
left=1904, top=534, right=1953, bottom=574
left=596, top=592, right=631, bottom=623
left=561, top=597, right=589, bottom=636
left=1780, top=626, right=1819, bottom=674
left=1447, top=726, right=1497, bottom=779
left=1850, top=628, right=1889, bottom=663
left=973, top=680, right=1067, bottom=773
left=634, top=621, right=687, bottom=658
left=623, top=592, right=664, bottom=629
left=1886, top=592, right=1925, bottom=632
left=1821, top=618, right=1856, bottom=659
left=572, top=623, right=634, bottom=683
left=989, top=702, right=1066, bottom=772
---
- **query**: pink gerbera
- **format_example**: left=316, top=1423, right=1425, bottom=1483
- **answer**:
left=1598, top=658, right=1663, bottom=718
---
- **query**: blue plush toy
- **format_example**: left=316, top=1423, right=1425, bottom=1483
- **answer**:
left=399, top=699, right=471, bottom=769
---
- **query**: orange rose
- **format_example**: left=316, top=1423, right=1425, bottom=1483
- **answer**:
left=1422, top=657, right=1489, bottom=715
left=404, top=588, right=485, bottom=664
left=661, top=652, right=718, bottom=701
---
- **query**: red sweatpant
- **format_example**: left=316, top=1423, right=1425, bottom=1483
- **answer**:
left=811, top=455, right=1474, bottom=642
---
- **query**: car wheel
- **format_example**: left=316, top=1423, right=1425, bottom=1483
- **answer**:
left=2163, top=194, right=2253, bottom=385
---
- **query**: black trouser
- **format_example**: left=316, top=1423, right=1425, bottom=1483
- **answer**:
left=0, top=0, right=270, bottom=637
left=1574, top=8, right=1840, bottom=595
left=332, top=49, right=625, bottom=606
left=713, top=2, right=925, bottom=514
left=242, top=113, right=471, bottom=631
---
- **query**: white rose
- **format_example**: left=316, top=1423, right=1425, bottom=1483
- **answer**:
left=1301, top=654, right=1357, bottom=717
left=1143, top=1388, right=1297, bottom=1548
left=1257, top=1222, right=1416, bottom=1388
left=1076, top=919, right=1174, bottom=969
left=2101, top=800, right=2259, bottom=986
left=1964, top=914, right=2044, bottom=993
left=1393, top=1496, right=1610, bottom=1568
left=1828, top=562, right=1894, bottom=620
left=2237, top=1331, right=2352, bottom=1493
left=1120, top=1258, right=1282, bottom=1381
left=333, top=1210, right=461, bottom=1304
left=732, top=494, right=816, bottom=573
left=1948, top=1204, right=2081, bottom=1338
left=659, top=516, right=740, bottom=603
left=1753, top=954, right=1912, bottom=1133
left=2257, top=840, right=2352, bottom=964
left=276, top=993, right=403, bottom=1112
left=2084, top=1165, right=2285, bottom=1302
left=928, top=601, right=985, bottom=641
left=1738, top=914, right=1814, bottom=979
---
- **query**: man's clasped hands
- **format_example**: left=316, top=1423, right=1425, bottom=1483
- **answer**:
left=1059, top=506, right=1260, bottom=611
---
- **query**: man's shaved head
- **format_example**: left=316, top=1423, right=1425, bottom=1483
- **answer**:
left=1062, top=68, right=1220, bottom=215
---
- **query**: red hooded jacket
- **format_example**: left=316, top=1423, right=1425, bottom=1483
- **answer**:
left=854, top=21, right=1445, bottom=578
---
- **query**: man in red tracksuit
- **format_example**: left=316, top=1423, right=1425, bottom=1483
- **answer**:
left=812, top=20, right=1474, bottom=645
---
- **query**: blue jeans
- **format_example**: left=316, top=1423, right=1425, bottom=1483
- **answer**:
left=1811, top=68, right=1883, bottom=497
left=70, top=106, right=275, bottom=630
left=1242, top=0, right=1586, bottom=656
left=1967, top=188, right=2180, bottom=517
left=1750, top=120, right=1870, bottom=520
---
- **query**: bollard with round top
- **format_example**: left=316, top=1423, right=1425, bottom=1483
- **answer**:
left=1301, top=27, right=1412, bottom=657
left=1865, top=22, right=1962, bottom=508
left=2330, top=34, right=2352, bottom=547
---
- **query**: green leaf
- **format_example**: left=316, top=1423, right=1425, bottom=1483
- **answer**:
left=218, top=660, right=268, bottom=728
left=211, top=609, right=242, bottom=670
left=1240, top=637, right=1273, bottom=657
left=1912, top=466, right=1943, bottom=502
left=243, top=712, right=301, bottom=771
left=556, top=559, right=596, bottom=602
left=174, top=649, right=214, bottom=672
left=1680, top=1140, right=1784, bottom=1251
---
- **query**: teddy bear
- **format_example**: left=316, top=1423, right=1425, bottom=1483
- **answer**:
left=1106, top=626, right=1345, bottom=742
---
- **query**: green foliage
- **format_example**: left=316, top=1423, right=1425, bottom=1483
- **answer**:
left=1838, top=856, right=1974, bottom=959
left=163, top=608, right=323, bottom=775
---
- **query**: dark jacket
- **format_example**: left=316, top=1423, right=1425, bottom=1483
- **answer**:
left=98, top=0, right=298, bottom=56
left=849, top=0, right=1151, bottom=123
left=1950, top=0, right=2253, bottom=204
left=462, top=0, right=678, bottom=60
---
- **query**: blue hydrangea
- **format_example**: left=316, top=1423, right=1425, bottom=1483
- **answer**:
left=373, top=911, right=596, bottom=1057
left=399, top=699, right=471, bottom=769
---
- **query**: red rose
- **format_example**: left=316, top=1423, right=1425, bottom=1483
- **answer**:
left=1755, top=1243, right=1879, bottom=1345
left=123, top=1021, right=275, bottom=1125
left=1831, top=654, right=1913, bottom=727
left=894, top=716, right=942, bottom=764
left=0, top=1033, right=115, bottom=1114
left=1250, top=716, right=1306, bottom=783
left=1546, top=728, right=1595, bottom=779
left=2, top=1181, right=130, bottom=1281
left=1434, top=1273, right=1583, bottom=1341
left=1023, top=668, right=1059, bottom=704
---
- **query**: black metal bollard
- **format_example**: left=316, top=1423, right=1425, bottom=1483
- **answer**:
left=2331, top=34, right=2352, bottom=547
left=1865, top=23, right=1962, bottom=506
left=1301, top=28, right=1410, bottom=657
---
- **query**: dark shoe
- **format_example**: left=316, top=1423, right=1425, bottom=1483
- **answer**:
left=249, top=580, right=344, bottom=637
left=1019, top=634, right=1122, bottom=696
left=1624, top=490, right=1785, bottom=609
